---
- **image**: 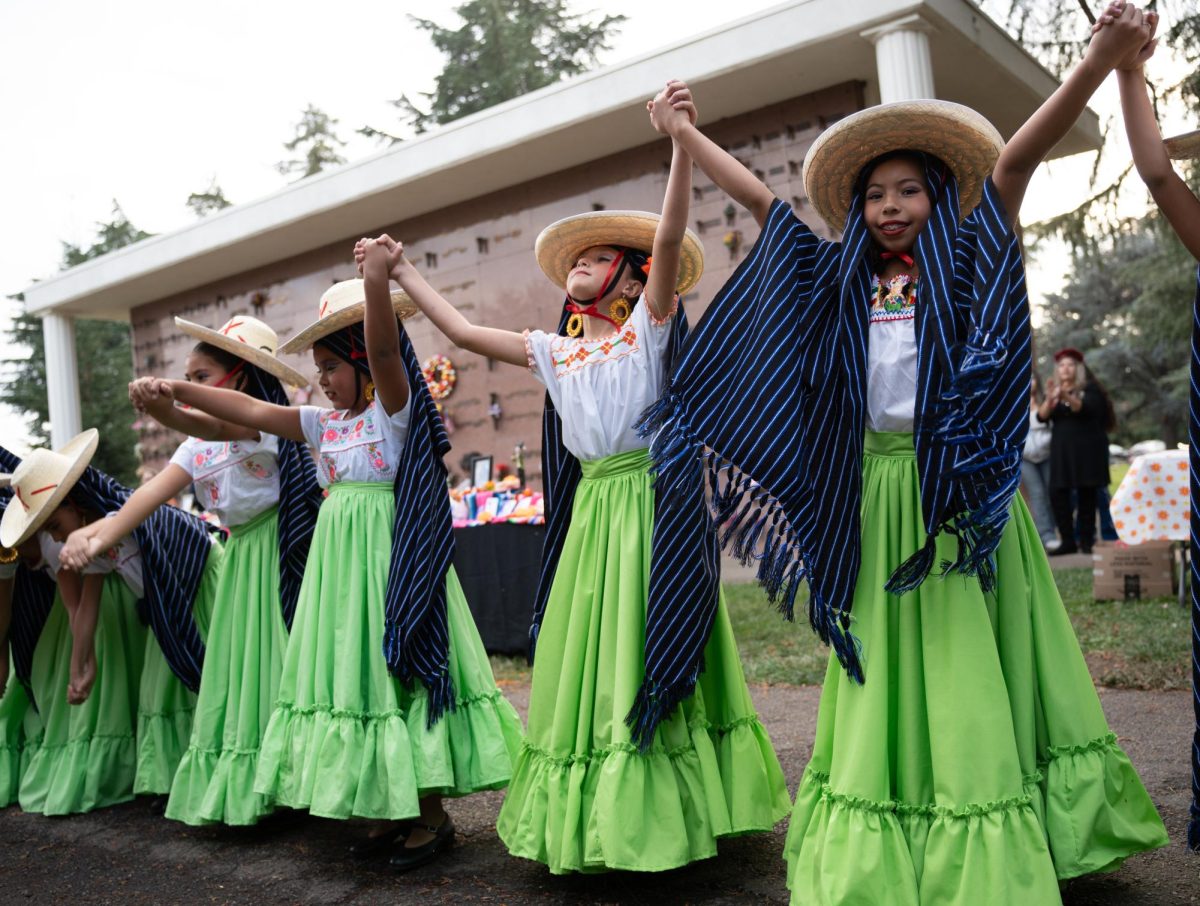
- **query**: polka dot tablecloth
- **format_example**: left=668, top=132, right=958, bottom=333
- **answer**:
left=1111, top=449, right=1190, bottom=543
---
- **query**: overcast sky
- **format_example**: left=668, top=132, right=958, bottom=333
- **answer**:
left=0, top=0, right=1191, bottom=451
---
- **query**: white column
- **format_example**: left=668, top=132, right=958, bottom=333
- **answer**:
left=42, top=313, right=83, bottom=448
left=862, top=14, right=935, bottom=104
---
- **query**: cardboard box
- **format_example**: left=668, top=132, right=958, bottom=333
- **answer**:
left=1092, top=541, right=1175, bottom=601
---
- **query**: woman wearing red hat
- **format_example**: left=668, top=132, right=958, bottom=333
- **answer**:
left=1037, top=348, right=1117, bottom=554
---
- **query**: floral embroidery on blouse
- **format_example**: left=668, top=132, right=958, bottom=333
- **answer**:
left=647, top=295, right=680, bottom=327
left=549, top=324, right=641, bottom=378
left=192, top=441, right=237, bottom=474
left=240, top=457, right=272, bottom=480
left=870, top=274, right=917, bottom=324
left=318, top=407, right=378, bottom=448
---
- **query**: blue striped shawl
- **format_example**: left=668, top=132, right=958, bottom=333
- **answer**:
left=638, top=170, right=1030, bottom=692
left=1188, top=265, right=1200, bottom=851
left=238, top=365, right=323, bottom=629
left=319, top=323, right=457, bottom=726
left=0, top=446, right=56, bottom=710
left=69, top=466, right=217, bottom=692
left=528, top=300, right=702, bottom=750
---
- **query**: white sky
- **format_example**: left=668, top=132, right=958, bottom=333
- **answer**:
left=0, top=0, right=1192, bottom=452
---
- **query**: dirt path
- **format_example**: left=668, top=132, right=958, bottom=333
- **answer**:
left=1, top=683, right=1195, bottom=905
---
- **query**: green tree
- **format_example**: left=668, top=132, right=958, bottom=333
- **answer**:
left=277, top=104, right=347, bottom=179
left=186, top=178, right=233, bottom=218
left=2, top=202, right=148, bottom=485
left=360, top=0, right=626, bottom=141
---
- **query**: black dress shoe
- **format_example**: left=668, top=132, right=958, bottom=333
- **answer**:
left=348, top=822, right=410, bottom=859
left=388, top=816, right=455, bottom=872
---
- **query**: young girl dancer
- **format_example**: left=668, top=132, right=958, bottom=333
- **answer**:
left=368, top=93, right=789, bottom=874
left=0, top=434, right=149, bottom=815
left=139, top=277, right=520, bottom=869
left=1114, top=4, right=1200, bottom=849
left=66, top=316, right=323, bottom=826
left=642, top=7, right=1167, bottom=902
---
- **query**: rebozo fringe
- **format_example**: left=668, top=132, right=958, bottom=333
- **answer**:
left=384, top=622, right=458, bottom=728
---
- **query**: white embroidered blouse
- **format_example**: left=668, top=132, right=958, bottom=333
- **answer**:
left=866, top=274, right=918, bottom=433
left=37, top=528, right=145, bottom=597
left=298, top=397, right=414, bottom=488
left=523, top=295, right=675, bottom=462
left=169, top=434, right=280, bottom=527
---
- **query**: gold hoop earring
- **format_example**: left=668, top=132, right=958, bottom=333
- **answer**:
left=364, top=380, right=376, bottom=402
left=566, top=312, right=584, bottom=337
left=610, top=298, right=632, bottom=326
left=0, top=546, right=17, bottom=565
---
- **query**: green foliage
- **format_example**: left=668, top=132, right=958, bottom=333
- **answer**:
left=361, top=0, right=625, bottom=140
left=185, top=179, right=233, bottom=218
left=1, top=201, right=147, bottom=485
left=276, top=104, right=346, bottom=180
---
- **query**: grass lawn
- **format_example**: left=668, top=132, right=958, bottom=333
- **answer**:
left=491, top=567, right=1190, bottom=690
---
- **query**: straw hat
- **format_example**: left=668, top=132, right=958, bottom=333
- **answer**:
left=175, top=314, right=310, bottom=388
left=802, top=100, right=1005, bottom=233
left=1163, top=129, right=1200, bottom=160
left=535, top=211, right=704, bottom=295
left=279, top=279, right=418, bottom=355
left=0, top=429, right=99, bottom=548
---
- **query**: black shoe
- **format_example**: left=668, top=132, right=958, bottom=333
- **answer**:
left=1081, top=544, right=1094, bottom=555
left=348, top=822, right=410, bottom=859
left=1048, top=544, right=1079, bottom=557
left=388, top=816, right=455, bottom=872
left=148, top=795, right=169, bottom=815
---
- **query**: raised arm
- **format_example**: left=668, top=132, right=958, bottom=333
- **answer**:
left=992, top=2, right=1153, bottom=226
left=657, top=80, right=775, bottom=228
left=1118, top=69, right=1200, bottom=260
left=0, top=576, right=11, bottom=694
left=166, top=380, right=305, bottom=443
left=359, top=240, right=411, bottom=416
left=643, top=104, right=693, bottom=318
left=59, top=464, right=192, bottom=571
left=367, top=238, right=529, bottom=368
left=130, top=377, right=258, bottom=443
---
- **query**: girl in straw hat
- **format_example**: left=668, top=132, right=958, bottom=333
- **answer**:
left=10, top=429, right=224, bottom=806
left=363, top=84, right=788, bottom=875
left=62, top=316, right=323, bottom=826
left=141, top=277, right=520, bottom=870
left=1113, top=2, right=1200, bottom=850
left=0, top=434, right=152, bottom=815
left=641, top=7, right=1166, bottom=902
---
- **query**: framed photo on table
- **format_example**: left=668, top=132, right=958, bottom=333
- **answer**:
left=471, top=455, right=494, bottom=488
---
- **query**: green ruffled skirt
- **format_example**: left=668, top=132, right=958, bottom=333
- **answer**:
left=783, top=431, right=1169, bottom=905
left=253, top=481, right=523, bottom=820
left=19, top=578, right=145, bottom=815
left=496, top=448, right=791, bottom=874
left=135, top=540, right=221, bottom=795
left=0, top=671, right=33, bottom=806
left=167, top=507, right=288, bottom=825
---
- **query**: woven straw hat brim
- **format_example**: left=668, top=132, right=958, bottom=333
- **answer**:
left=535, top=211, right=705, bottom=295
left=802, top=100, right=1005, bottom=233
left=279, top=292, right=419, bottom=356
left=0, top=429, right=100, bottom=548
left=175, top=317, right=310, bottom=389
left=1164, top=129, right=1200, bottom=160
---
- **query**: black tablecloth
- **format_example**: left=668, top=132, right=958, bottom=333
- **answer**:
left=453, top=523, right=544, bottom=656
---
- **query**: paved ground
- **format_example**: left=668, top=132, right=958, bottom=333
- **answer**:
left=1, top=681, right=1195, bottom=905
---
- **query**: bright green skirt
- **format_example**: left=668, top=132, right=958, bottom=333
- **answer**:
left=253, top=482, right=523, bottom=820
left=135, top=540, right=221, bottom=795
left=783, top=432, right=1169, bottom=905
left=167, top=507, right=288, bottom=825
left=0, top=671, right=33, bottom=806
left=19, top=577, right=145, bottom=815
left=496, top=448, right=791, bottom=874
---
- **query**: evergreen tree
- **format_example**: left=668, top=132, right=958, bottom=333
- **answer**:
left=277, top=105, right=347, bottom=179
left=360, top=0, right=626, bottom=141
left=186, top=179, right=233, bottom=217
left=2, top=202, right=148, bottom=485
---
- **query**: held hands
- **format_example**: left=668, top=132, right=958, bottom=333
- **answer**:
left=59, top=528, right=106, bottom=572
left=128, top=376, right=175, bottom=416
left=1086, top=1, right=1157, bottom=72
left=647, top=80, right=697, bottom=137
left=354, top=234, right=410, bottom=281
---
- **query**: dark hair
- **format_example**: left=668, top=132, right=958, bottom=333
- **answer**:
left=1085, top=370, right=1118, bottom=434
left=191, top=341, right=279, bottom=403
left=856, top=150, right=942, bottom=275
left=191, top=341, right=243, bottom=374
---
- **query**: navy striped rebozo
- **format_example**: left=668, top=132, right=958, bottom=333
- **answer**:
left=71, top=466, right=217, bottom=693
left=0, top=446, right=56, bottom=710
left=320, top=323, right=457, bottom=727
left=1188, top=266, right=1200, bottom=851
left=637, top=164, right=1030, bottom=725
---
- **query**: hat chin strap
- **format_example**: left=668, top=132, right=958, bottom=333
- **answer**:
left=565, top=252, right=629, bottom=332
